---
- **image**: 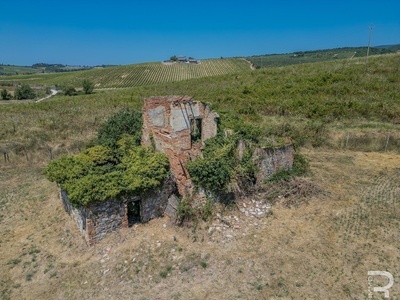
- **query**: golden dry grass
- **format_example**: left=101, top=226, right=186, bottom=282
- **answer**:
left=1, top=147, right=399, bottom=299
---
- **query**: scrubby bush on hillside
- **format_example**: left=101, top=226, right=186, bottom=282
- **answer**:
left=82, top=79, right=94, bottom=94
left=62, top=85, right=77, bottom=96
left=1, top=89, right=10, bottom=100
left=14, top=83, right=35, bottom=99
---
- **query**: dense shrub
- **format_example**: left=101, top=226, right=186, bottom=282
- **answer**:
left=45, top=138, right=169, bottom=207
left=62, top=85, right=77, bottom=96
left=120, top=146, right=170, bottom=194
left=45, top=107, right=167, bottom=207
left=82, top=79, right=94, bottom=94
left=187, top=134, right=256, bottom=195
left=97, top=109, right=142, bottom=149
left=1, top=89, right=10, bottom=100
left=14, top=83, right=35, bottom=99
left=187, top=155, right=232, bottom=193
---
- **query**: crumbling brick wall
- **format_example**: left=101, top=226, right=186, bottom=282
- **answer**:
left=142, top=96, right=219, bottom=197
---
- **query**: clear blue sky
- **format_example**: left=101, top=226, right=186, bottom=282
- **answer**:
left=1, top=0, right=399, bottom=66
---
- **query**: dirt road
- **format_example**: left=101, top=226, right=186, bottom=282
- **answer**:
left=36, top=89, right=58, bottom=103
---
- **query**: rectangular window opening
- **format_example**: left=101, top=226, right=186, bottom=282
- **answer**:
left=190, top=118, right=202, bottom=143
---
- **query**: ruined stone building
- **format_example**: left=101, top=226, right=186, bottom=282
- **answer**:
left=58, top=96, right=294, bottom=245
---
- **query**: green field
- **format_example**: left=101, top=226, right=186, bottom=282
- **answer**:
left=0, top=59, right=251, bottom=89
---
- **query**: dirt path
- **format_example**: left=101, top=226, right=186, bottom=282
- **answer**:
left=36, top=89, right=58, bottom=103
left=239, top=58, right=256, bottom=70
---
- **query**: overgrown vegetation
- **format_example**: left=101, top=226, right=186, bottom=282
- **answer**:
left=187, top=134, right=237, bottom=194
left=82, top=79, right=94, bottom=94
left=44, top=110, right=169, bottom=206
left=187, top=129, right=300, bottom=200
left=45, top=138, right=169, bottom=206
left=14, top=83, right=36, bottom=100
left=1, top=89, right=11, bottom=100
left=97, top=108, right=143, bottom=149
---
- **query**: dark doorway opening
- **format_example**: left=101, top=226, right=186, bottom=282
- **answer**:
left=127, top=201, right=141, bottom=227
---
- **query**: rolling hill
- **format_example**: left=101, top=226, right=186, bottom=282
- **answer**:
left=246, top=45, right=400, bottom=68
left=0, top=59, right=251, bottom=89
left=1, top=45, right=398, bottom=91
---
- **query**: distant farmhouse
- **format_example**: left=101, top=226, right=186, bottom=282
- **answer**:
left=163, top=55, right=200, bottom=64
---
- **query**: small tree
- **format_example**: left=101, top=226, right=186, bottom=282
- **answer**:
left=14, top=84, right=36, bottom=100
left=1, top=89, right=10, bottom=100
left=82, top=79, right=94, bottom=94
left=170, top=55, right=178, bottom=62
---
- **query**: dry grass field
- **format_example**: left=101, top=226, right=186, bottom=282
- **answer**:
left=1, top=147, right=399, bottom=299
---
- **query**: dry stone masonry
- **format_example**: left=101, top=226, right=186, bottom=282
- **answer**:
left=60, top=177, right=176, bottom=245
left=253, top=144, right=294, bottom=183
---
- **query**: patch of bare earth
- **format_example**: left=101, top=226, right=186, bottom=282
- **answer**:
left=1, top=148, right=399, bottom=299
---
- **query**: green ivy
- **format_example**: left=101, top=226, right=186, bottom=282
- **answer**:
left=45, top=138, right=169, bottom=207
left=120, top=146, right=170, bottom=195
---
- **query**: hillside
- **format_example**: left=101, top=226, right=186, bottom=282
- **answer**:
left=1, top=54, right=399, bottom=299
left=1, top=45, right=398, bottom=91
left=246, top=45, right=400, bottom=68
left=0, top=64, right=95, bottom=76
left=0, top=59, right=251, bottom=89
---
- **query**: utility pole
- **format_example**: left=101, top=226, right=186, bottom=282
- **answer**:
left=366, top=24, right=374, bottom=64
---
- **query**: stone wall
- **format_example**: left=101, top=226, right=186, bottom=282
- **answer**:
left=85, top=199, right=128, bottom=245
left=60, top=189, right=86, bottom=236
left=253, top=144, right=294, bottom=183
left=59, top=176, right=176, bottom=245
left=60, top=190, right=128, bottom=246
left=138, top=176, right=177, bottom=222
left=142, top=96, right=219, bottom=197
